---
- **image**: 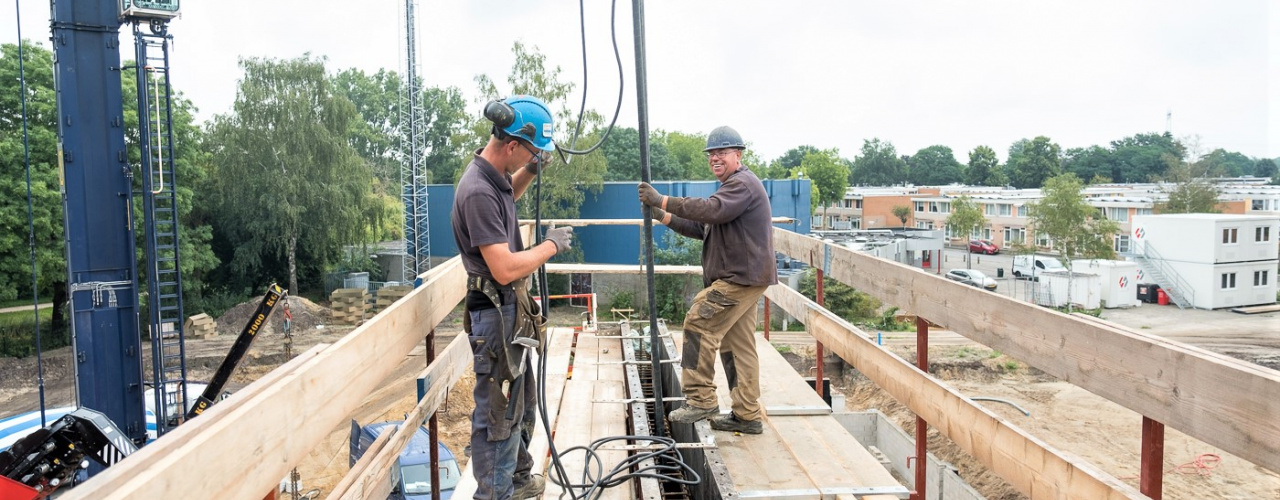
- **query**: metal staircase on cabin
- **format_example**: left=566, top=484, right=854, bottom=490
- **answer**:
left=1128, top=241, right=1194, bottom=309
left=133, top=21, right=189, bottom=436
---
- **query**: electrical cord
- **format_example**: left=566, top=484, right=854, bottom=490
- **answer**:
left=550, top=435, right=701, bottom=500
left=553, top=0, right=626, bottom=162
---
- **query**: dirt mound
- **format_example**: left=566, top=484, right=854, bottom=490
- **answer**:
left=214, top=296, right=328, bottom=337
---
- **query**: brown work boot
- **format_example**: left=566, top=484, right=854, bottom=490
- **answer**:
left=513, top=474, right=545, bottom=499
left=710, top=413, right=763, bottom=434
left=668, top=404, right=719, bottom=424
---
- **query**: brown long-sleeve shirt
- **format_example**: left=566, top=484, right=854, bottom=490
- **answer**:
left=665, top=167, right=779, bottom=288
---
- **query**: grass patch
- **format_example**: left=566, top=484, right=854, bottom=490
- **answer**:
left=0, top=297, right=52, bottom=309
left=0, top=308, right=52, bottom=326
left=773, top=343, right=792, bottom=354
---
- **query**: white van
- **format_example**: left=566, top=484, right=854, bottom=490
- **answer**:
left=1012, top=255, right=1066, bottom=279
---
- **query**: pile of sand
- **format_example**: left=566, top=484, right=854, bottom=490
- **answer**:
left=214, top=296, right=329, bottom=336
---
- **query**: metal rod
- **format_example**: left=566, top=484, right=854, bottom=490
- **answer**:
left=15, top=0, right=46, bottom=428
left=632, top=0, right=665, bottom=438
left=1141, top=416, right=1165, bottom=499
left=427, top=328, right=440, bottom=500
left=913, top=316, right=930, bottom=500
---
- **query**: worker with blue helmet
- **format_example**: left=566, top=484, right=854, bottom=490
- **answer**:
left=451, top=94, right=568, bottom=500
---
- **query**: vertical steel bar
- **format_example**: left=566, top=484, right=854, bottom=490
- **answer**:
left=632, top=0, right=665, bottom=438
left=913, top=316, right=930, bottom=500
left=1141, top=416, right=1165, bottom=499
left=427, top=329, right=440, bottom=500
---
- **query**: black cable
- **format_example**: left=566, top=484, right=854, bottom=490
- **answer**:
left=15, top=0, right=47, bottom=429
left=550, top=436, right=701, bottom=500
left=553, top=0, right=625, bottom=161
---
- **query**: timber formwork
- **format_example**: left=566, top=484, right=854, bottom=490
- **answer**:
left=57, top=222, right=1280, bottom=500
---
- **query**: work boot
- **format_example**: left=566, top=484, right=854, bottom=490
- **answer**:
left=710, top=413, right=763, bottom=434
left=668, top=404, right=719, bottom=424
left=513, top=474, right=545, bottom=499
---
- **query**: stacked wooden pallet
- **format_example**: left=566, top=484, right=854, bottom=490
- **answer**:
left=329, top=288, right=370, bottom=324
left=185, top=313, right=217, bottom=339
left=374, top=284, right=414, bottom=312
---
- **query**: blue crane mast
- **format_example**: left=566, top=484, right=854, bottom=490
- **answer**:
left=49, top=0, right=183, bottom=449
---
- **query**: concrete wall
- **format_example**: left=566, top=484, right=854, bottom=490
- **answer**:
left=834, top=410, right=986, bottom=500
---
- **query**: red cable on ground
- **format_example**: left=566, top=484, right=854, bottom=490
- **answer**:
left=1120, top=453, right=1221, bottom=480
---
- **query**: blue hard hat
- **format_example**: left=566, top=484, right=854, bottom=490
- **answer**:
left=486, top=95, right=556, bottom=152
left=704, top=125, right=746, bottom=152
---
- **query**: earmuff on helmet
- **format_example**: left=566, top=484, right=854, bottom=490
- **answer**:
left=483, top=95, right=556, bottom=152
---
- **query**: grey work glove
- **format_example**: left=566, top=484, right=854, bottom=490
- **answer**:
left=637, top=182, right=664, bottom=207
left=647, top=206, right=671, bottom=225
left=544, top=225, right=574, bottom=255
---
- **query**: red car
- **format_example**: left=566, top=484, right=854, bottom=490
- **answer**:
left=968, top=239, right=999, bottom=255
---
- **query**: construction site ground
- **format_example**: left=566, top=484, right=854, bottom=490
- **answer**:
left=1, top=296, right=1278, bottom=499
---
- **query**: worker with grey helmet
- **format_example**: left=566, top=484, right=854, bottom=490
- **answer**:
left=637, top=125, right=778, bottom=434
left=451, top=95, right=570, bottom=499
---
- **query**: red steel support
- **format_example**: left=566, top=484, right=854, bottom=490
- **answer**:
left=814, top=266, right=825, bottom=400
left=763, top=297, right=771, bottom=341
left=911, top=316, right=930, bottom=500
left=427, top=328, right=441, bottom=500
left=1141, top=416, right=1165, bottom=499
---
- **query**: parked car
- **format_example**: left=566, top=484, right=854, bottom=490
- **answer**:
left=968, top=239, right=1000, bottom=254
left=350, top=420, right=462, bottom=500
left=946, top=269, right=998, bottom=291
left=1012, top=255, right=1066, bottom=280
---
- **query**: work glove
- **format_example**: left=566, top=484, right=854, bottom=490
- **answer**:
left=637, top=182, right=665, bottom=207
left=647, top=206, right=671, bottom=225
left=544, top=225, right=574, bottom=255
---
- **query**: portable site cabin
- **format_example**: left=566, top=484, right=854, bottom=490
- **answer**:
left=1071, top=260, right=1141, bottom=308
left=1133, top=214, right=1279, bottom=309
left=1030, top=270, right=1102, bottom=309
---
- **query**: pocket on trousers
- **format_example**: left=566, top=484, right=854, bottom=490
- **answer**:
left=681, top=331, right=702, bottom=369
left=468, top=310, right=496, bottom=376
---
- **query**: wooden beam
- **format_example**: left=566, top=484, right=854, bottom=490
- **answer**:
left=62, top=258, right=469, bottom=500
left=328, top=334, right=471, bottom=500
left=765, top=285, right=1142, bottom=499
left=773, top=228, right=1280, bottom=474
left=522, top=217, right=796, bottom=227
left=544, top=263, right=702, bottom=275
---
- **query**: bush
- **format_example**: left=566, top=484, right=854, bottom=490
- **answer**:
left=0, top=310, right=69, bottom=359
left=608, top=290, right=636, bottom=313
left=797, top=268, right=881, bottom=322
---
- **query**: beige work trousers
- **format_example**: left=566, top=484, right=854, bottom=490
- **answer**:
left=679, top=279, right=768, bottom=421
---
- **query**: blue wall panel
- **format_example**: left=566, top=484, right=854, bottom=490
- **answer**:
left=424, top=179, right=810, bottom=265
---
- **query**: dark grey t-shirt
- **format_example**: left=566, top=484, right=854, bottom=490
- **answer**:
left=451, top=152, right=524, bottom=283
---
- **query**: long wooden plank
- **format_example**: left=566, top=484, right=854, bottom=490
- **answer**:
left=63, top=258, right=468, bottom=500
left=329, top=334, right=472, bottom=500
left=765, top=285, right=1141, bottom=499
left=773, top=228, right=1280, bottom=474
left=528, top=328, right=575, bottom=476
left=545, top=263, right=703, bottom=275
left=522, top=217, right=796, bottom=227
left=591, top=380, right=631, bottom=500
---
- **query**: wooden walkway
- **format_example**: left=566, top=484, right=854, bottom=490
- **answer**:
left=452, top=327, right=908, bottom=499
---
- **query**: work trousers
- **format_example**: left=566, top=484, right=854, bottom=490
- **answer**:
left=468, top=303, right=537, bottom=500
left=679, top=279, right=768, bottom=421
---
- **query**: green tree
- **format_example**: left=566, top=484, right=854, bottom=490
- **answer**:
left=798, top=268, right=881, bottom=322
left=470, top=42, right=606, bottom=221
left=1062, top=146, right=1113, bottom=183
left=800, top=149, right=850, bottom=224
left=1253, top=158, right=1277, bottom=179
left=1198, top=149, right=1254, bottom=177
left=0, top=42, right=64, bottom=323
left=658, top=130, right=712, bottom=180
left=1109, top=132, right=1184, bottom=182
left=964, top=145, right=1000, bottom=186
left=850, top=138, right=907, bottom=186
left=891, top=205, right=911, bottom=227
left=765, top=145, right=818, bottom=179
left=1028, top=174, right=1119, bottom=309
left=1157, top=157, right=1220, bottom=214
left=207, top=55, right=378, bottom=294
left=652, top=231, right=702, bottom=323
left=599, top=127, right=680, bottom=181
left=1007, top=136, right=1062, bottom=189
left=907, top=145, right=963, bottom=185
left=946, top=196, right=986, bottom=268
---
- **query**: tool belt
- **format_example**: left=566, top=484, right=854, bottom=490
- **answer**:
left=463, top=275, right=547, bottom=382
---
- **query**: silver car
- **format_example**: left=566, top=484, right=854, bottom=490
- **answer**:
left=945, top=269, right=998, bottom=291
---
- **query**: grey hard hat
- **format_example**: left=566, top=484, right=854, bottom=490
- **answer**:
left=704, top=126, right=746, bottom=152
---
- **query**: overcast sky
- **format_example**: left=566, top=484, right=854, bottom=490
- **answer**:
left=3, top=1, right=1277, bottom=164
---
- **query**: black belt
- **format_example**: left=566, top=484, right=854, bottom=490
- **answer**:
left=466, top=275, right=515, bottom=310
